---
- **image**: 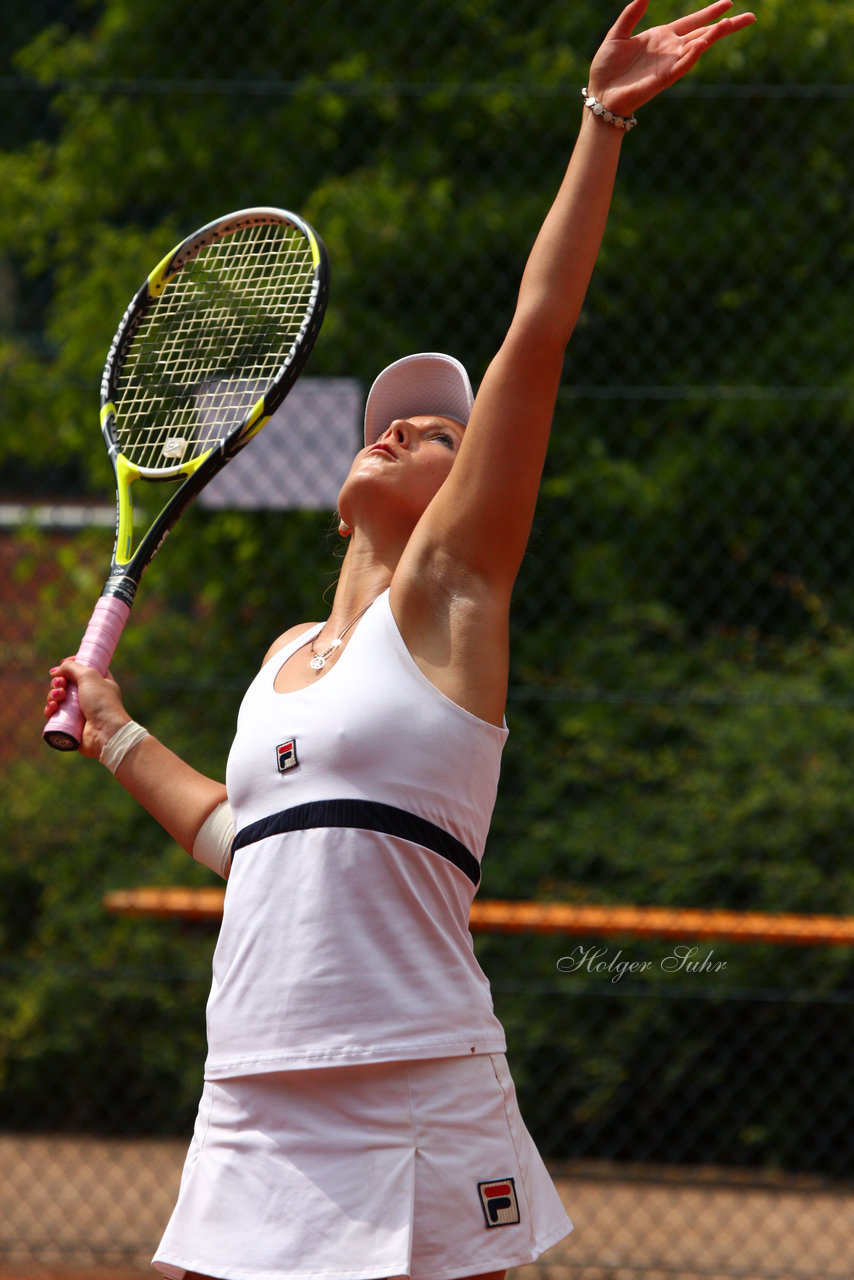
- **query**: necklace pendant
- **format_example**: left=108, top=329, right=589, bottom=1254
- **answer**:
left=309, top=654, right=326, bottom=671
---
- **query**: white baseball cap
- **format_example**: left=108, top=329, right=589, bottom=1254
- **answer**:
left=363, top=352, right=474, bottom=447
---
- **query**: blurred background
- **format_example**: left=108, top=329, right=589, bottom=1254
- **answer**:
left=3, top=0, right=854, bottom=1276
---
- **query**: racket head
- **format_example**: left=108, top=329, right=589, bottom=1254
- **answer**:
left=43, top=208, right=328, bottom=751
left=101, top=207, right=329, bottom=486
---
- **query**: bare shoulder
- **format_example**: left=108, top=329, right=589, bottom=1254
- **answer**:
left=261, top=621, right=321, bottom=667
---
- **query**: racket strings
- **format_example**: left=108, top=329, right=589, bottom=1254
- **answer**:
left=113, top=221, right=318, bottom=471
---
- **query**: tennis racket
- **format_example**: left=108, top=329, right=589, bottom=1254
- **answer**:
left=44, top=207, right=329, bottom=751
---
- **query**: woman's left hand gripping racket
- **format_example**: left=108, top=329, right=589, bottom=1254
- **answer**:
left=43, top=207, right=329, bottom=750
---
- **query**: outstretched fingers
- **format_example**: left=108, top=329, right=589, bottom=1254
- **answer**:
left=672, top=1, right=755, bottom=39
left=702, top=10, right=756, bottom=42
left=675, top=12, right=755, bottom=72
left=608, top=0, right=650, bottom=40
left=672, top=0, right=734, bottom=35
left=611, top=0, right=754, bottom=43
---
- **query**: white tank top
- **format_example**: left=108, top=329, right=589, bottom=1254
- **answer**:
left=204, top=589, right=509, bottom=1077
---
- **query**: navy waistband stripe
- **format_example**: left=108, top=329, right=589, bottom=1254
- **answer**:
left=231, top=798, right=481, bottom=887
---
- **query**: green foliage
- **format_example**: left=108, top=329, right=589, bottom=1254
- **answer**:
left=0, top=749, right=213, bottom=1133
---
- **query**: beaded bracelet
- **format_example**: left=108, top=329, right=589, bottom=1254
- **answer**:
left=582, top=88, right=638, bottom=132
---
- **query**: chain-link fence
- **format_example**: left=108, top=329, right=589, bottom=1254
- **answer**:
left=4, top=0, right=854, bottom=1276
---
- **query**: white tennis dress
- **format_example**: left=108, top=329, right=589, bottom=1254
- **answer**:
left=153, top=590, right=571, bottom=1280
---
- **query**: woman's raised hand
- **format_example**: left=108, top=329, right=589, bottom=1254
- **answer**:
left=588, top=0, right=755, bottom=120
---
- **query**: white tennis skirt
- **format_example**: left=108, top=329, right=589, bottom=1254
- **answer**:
left=152, top=1053, right=571, bottom=1280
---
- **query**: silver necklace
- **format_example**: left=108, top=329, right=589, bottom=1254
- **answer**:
left=309, top=601, right=373, bottom=671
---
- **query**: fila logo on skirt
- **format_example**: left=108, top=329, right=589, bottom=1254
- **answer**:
left=478, top=1177, right=521, bottom=1227
left=276, top=739, right=299, bottom=773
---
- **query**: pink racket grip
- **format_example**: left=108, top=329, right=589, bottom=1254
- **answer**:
left=43, top=596, right=131, bottom=752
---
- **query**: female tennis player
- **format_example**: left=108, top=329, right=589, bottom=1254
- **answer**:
left=45, top=4, right=754, bottom=1277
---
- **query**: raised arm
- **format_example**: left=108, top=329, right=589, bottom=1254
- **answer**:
left=409, top=0, right=755, bottom=599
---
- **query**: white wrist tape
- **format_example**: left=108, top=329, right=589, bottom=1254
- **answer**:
left=100, top=720, right=150, bottom=774
left=192, top=800, right=234, bottom=879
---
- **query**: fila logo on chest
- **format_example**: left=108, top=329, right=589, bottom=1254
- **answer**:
left=276, top=739, right=299, bottom=773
